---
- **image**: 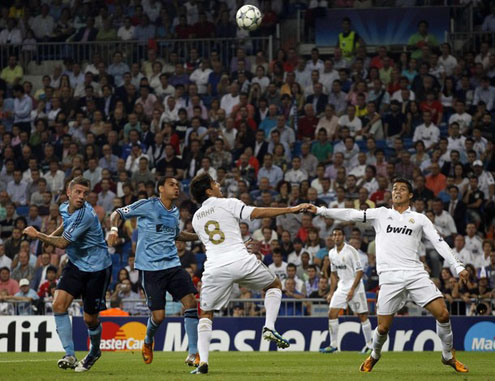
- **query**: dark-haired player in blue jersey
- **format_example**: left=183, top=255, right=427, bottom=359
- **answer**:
left=23, top=176, right=112, bottom=372
left=107, top=177, right=199, bottom=367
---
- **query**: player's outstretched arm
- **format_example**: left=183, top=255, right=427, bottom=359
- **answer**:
left=422, top=216, right=468, bottom=281
left=250, top=203, right=312, bottom=219
left=176, top=231, right=198, bottom=241
left=23, top=226, right=70, bottom=249
left=307, top=205, right=370, bottom=222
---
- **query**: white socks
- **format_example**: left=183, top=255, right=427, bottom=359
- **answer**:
left=371, top=328, right=388, bottom=360
left=264, top=288, right=282, bottom=331
left=436, top=320, right=453, bottom=360
left=328, top=319, right=339, bottom=348
left=197, top=318, right=212, bottom=364
left=361, top=319, right=373, bottom=348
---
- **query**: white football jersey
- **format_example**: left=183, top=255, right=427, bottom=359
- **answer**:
left=317, top=206, right=465, bottom=276
left=329, top=242, right=364, bottom=292
left=192, top=197, right=255, bottom=268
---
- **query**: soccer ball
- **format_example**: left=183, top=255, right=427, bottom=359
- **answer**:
left=236, top=5, right=262, bottom=31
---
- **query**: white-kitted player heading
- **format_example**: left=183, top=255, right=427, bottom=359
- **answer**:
left=189, top=172, right=311, bottom=375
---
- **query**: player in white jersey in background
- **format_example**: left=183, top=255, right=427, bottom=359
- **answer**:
left=320, top=227, right=373, bottom=354
left=307, top=178, right=469, bottom=373
left=189, top=173, right=311, bottom=375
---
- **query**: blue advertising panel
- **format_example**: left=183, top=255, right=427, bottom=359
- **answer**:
left=72, top=316, right=495, bottom=352
left=315, top=7, right=449, bottom=46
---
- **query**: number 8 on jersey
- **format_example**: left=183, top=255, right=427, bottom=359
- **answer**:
left=204, top=220, right=225, bottom=245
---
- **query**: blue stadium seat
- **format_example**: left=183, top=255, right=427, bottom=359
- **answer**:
left=182, top=178, right=191, bottom=195
left=357, top=139, right=367, bottom=151
left=195, top=253, right=206, bottom=271
left=376, top=140, right=387, bottom=150
left=16, top=205, right=29, bottom=217
left=292, top=141, right=302, bottom=157
left=403, top=138, right=413, bottom=149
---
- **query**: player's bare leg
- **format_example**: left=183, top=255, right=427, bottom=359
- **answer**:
left=358, top=313, right=373, bottom=353
left=181, top=293, right=200, bottom=367
left=142, top=309, right=164, bottom=364
left=262, top=278, right=290, bottom=349
left=320, top=308, right=340, bottom=353
left=424, top=297, right=468, bottom=373
left=192, top=310, right=213, bottom=374
left=53, top=290, right=77, bottom=369
left=75, top=312, right=102, bottom=372
left=360, top=314, right=393, bottom=372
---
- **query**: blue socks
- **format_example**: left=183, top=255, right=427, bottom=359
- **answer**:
left=54, top=312, right=75, bottom=357
left=184, top=308, right=199, bottom=355
left=145, top=317, right=160, bottom=345
left=88, top=322, right=102, bottom=355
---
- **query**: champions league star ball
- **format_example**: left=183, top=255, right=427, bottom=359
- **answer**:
left=236, top=5, right=262, bottom=31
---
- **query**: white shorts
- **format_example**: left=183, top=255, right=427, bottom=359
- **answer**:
left=200, top=255, right=276, bottom=311
left=329, top=286, right=368, bottom=314
left=377, top=270, right=443, bottom=315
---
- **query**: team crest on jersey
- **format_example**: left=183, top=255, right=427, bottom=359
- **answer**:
left=409, top=218, right=415, bottom=224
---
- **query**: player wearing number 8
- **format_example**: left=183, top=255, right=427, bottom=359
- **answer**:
left=108, top=177, right=200, bottom=368
left=189, top=173, right=312, bottom=374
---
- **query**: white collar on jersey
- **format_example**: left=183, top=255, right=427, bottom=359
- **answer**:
left=392, top=206, right=412, bottom=214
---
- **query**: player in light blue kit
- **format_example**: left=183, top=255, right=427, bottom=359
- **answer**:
left=108, top=177, right=199, bottom=367
left=23, top=176, right=112, bottom=372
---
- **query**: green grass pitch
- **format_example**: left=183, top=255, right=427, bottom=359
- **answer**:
left=0, top=351, right=493, bottom=380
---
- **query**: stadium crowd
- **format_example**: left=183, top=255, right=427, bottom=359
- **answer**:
left=0, top=0, right=495, bottom=318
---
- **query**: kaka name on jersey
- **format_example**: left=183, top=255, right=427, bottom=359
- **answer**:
left=386, top=224, right=413, bottom=236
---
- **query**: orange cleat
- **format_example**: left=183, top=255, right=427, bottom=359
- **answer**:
left=185, top=353, right=200, bottom=367
left=142, top=342, right=153, bottom=364
left=359, top=355, right=379, bottom=372
left=442, top=349, right=469, bottom=373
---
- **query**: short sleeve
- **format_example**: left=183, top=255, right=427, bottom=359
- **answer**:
left=62, top=207, right=93, bottom=243
left=224, top=198, right=255, bottom=221
left=117, top=199, right=150, bottom=220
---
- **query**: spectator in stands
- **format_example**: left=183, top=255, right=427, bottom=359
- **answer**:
left=0, top=266, right=19, bottom=296
left=408, top=20, right=438, bottom=60
left=473, top=76, right=495, bottom=112
left=36, top=265, right=57, bottom=298
left=481, top=4, right=495, bottom=32
left=0, top=18, right=22, bottom=46
left=11, top=250, right=35, bottom=283
left=100, top=296, right=130, bottom=316
left=11, top=278, right=38, bottom=315
left=336, top=17, right=363, bottom=63
left=463, top=176, right=485, bottom=228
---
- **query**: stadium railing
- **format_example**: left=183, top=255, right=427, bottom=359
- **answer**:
left=448, top=31, right=495, bottom=55
left=0, top=36, right=273, bottom=72
left=1, top=297, right=492, bottom=317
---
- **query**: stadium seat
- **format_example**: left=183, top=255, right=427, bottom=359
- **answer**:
left=195, top=253, right=206, bottom=271
left=292, top=141, right=302, bottom=157
left=16, top=205, right=29, bottom=217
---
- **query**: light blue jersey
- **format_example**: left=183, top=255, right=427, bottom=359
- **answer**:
left=117, top=198, right=181, bottom=271
left=60, top=201, right=111, bottom=272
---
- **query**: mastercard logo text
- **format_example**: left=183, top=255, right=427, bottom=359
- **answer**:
left=89, top=322, right=147, bottom=351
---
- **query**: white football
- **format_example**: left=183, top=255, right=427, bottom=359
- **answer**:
left=236, top=4, right=262, bottom=31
